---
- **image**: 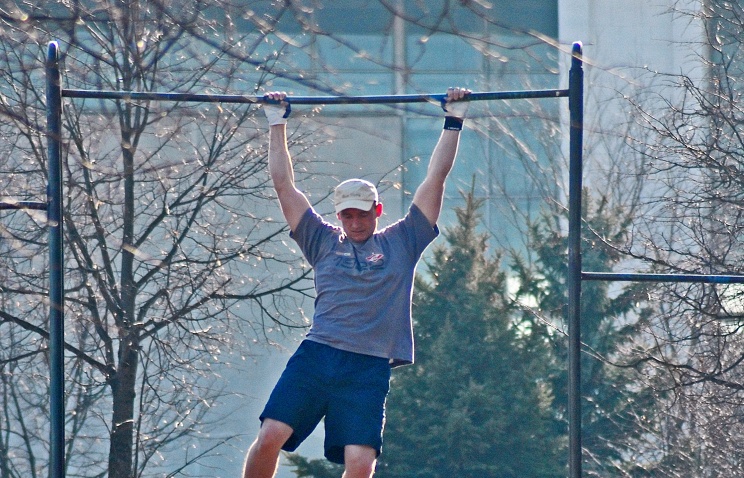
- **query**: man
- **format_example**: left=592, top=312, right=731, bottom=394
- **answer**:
left=243, top=87, right=471, bottom=478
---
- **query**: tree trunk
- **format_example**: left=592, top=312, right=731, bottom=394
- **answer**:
left=109, top=338, right=139, bottom=478
left=109, top=123, right=139, bottom=478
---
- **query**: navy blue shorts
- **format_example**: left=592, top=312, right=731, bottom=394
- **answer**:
left=260, top=340, right=391, bottom=464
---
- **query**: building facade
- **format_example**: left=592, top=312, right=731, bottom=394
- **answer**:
left=217, top=2, right=708, bottom=476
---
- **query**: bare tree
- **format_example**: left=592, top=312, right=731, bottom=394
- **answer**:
left=607, top=1, right=744, bottom=475
left=0, top=2, right=318, bottom=476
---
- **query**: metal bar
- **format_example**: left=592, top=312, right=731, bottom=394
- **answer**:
left=0, top=201, right=48, bottom=211
left=583, top=272, right=744, bottom=284
left=567, top=41, right=584, bottom=478
left=61, top=88, right=569, bottom=105
left=46, top=40, right=66, bottom=478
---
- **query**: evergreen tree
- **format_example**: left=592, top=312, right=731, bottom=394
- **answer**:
left=286, top=453, right=344, bottom=478
left=289, top=193, right=660, bottom=478
left=512, top=194, right=659, bottom=476
left=376, top=189, right=564, bottom=478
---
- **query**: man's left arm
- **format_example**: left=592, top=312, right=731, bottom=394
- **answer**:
left=412, top=87, right=471, bottom=226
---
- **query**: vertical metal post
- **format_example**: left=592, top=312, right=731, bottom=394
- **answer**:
left=567, top=41, right=584, bottom=478
left=46, top=41, right=66, bottom=478
left=392, top=0, right=408, bottom=217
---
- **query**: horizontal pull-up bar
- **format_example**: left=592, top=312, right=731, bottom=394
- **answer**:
left=0, top=201, right=47, bottom=211
left=583, top=272, right=744, bottom=284
left=61, top=88, right=569, bottom=105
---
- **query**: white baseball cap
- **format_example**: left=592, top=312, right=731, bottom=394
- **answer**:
left=334, top=179, right=379, bottom=213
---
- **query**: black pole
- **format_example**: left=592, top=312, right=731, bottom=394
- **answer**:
left=583, top=272, right=744, bottom=284
left=567, top=41, right=584, bottom=478
left=46, top=41, right=65, bottom=478
left=0, top=201, right=48, bottom=210
left=61, top=88, right=568, bottom=104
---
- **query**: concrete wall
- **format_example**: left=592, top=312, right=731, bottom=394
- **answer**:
left=558, top=0, right=706, bottom=189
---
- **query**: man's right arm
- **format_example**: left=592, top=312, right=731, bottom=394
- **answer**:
left=264, top=92, right=311, bottom=232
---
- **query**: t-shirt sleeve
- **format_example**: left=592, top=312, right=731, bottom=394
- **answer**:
left=389, top=204, right=440, bottom=261
left=289, top=207, right=337, bottom=266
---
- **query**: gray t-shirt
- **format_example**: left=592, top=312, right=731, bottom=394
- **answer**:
left=291, top=204, right=439, bottom=367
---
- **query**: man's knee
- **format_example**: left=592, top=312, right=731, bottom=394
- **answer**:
left=255, top=419, right=293, bottom=451
left=243, top=420, right=293, bottom=478
left=343, top=445, right=377, bottom=478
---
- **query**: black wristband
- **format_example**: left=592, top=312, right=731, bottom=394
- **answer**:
left=443, top=116, right=463, bottom=131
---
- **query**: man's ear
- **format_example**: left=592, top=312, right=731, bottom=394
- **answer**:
left=375, top=203, right=383, bottom=218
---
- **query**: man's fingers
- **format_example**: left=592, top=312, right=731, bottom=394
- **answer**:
left=447, top=87, right=471, bottom=101
left=263, top=91, right=288, bottom=102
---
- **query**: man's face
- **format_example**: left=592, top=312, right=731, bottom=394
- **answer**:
left=337, top=203, right=383, bottom=243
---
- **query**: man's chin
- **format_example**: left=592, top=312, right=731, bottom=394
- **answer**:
left=349, top=233, right=370, bottom=242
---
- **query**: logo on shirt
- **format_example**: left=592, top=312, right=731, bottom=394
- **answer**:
left=366, top=253, right=385, bottom=263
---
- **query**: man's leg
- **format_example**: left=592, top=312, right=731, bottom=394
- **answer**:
left=242, top=419, right=294, bottom=478
left=342, top=445, right=377, bottom=478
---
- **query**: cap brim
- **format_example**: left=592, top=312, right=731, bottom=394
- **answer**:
left=335, top=199, right=375, bottom=213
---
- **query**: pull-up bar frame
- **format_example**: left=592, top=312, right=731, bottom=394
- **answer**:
left=39, top=40, right=590, bottom=478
